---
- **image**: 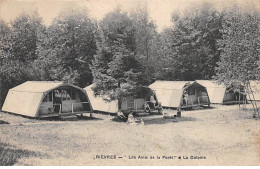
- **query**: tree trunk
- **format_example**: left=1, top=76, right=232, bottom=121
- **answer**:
left=0, top=56, right=3, bottom=109
left=243, top=96, right=246, bottom=109
left=239, top=89, right=241, bottom=108
left=0, top=75, right=2, bottom=108
left=118, top=99, right=122, bottom=112
left=246, top=84, right=258, bottom=118
left=117, top=81, right=122, bottom=113
left=248, top=83, right=259, bottom=117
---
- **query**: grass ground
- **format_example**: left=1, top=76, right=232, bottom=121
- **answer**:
left=0, top=104, right=259, bottom=166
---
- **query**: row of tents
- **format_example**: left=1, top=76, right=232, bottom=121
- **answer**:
left=1, top=80, right=259, bottom=118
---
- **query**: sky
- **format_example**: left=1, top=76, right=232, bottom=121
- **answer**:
left=0, top=0, right=259, bottom=31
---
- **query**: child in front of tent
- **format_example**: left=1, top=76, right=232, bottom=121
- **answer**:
left=127, top=112, right=144, bottom=125
left=117, top=111, right=126, bottom=121
left=177, top=108, right=181, bottom=117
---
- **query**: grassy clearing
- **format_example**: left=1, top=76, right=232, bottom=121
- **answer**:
left=0, top=105, right=259, bottom=165
left=0, top=143, right=43, bottom=166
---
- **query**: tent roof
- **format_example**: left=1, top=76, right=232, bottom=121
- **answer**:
left=250, top=80, right=260, bottom=88
left=85, top=83, right=95, bottom=90
left=195, top=80, right=226, bottom=88
left=9, top=81, right=84, bottom=93
left=248, top=80, right=260, bottom=101
left=84, top=84, right=118, bottom=113
left=85, top=83, right=99, bottom=92
left=196, top=80, right=227, bottom=104
left=149, top=81, right=194, bottom=90
left=84, top=83, right=111, bottom=100
left=149, top=81, right=195, bottom=107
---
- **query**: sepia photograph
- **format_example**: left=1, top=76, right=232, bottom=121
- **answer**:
left=0, top=0, right=259, bottom=166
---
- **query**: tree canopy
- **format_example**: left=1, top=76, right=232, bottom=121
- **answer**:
left=37, top=8, right=97, bottom=87
left=214, top=6, right=260, bottom=116
left=91, top=9, right=149, bottom=110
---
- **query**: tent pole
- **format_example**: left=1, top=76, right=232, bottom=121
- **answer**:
left=239, top=89, right=241, bottom=109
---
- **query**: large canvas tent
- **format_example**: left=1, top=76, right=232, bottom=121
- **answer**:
left=84, top=84, right=118, bottom=114
left=149, top=81, right=210, bottom=108
left=120, top=87, right=163, bottom=114
left=196, top=80, right=246, bottom=104
left=247, top=81, right=260, bottom=101
left=2, top=81, right=92, bottom=117
left=85, top=84, right=162, bottom=114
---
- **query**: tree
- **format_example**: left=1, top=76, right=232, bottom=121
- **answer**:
left=4, top=12, right=45, bottom=81
left=0, top=12, right=46, bottom=107
left=153, top=28, right=178, bottom=80
left=92, top=8, right=148, bottom=112
left=158, top=3, right=223, bottom=81
left=10, top=12, right=43, bottom=62
left=214, top=5, right=260, bottom=117
left=0, top=19, right=11, bottom=107
left=129, top=4, right=158, bottom=77
left=39, top=8, right=97, bottom=87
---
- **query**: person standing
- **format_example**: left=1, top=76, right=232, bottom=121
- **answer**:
left=183, top=90, right=188, bottom=105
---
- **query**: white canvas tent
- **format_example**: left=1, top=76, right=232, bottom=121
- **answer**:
left=247, top=81, right=260, bottom=101
left=196, top=80, right=245, bottom=104
left=2, top=81, right=92, bottom=117
left=85, top=84, right=163, bottom=114
left=149, top=81, right=210, bottom=108
left=84, top=84, right=118, bottom=114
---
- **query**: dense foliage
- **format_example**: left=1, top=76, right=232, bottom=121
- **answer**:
left=91, top=9, right=148, bottom=109
left=37, top=8, right=97, bottom=87
left=214, top=6, right=260, bottom=115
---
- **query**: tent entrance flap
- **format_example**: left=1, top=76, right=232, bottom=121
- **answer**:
left=39, top=87, right=91, bottom=117
left=53, top=89, right=62, bottom=113
left=180, top=83, right=210, bottom=108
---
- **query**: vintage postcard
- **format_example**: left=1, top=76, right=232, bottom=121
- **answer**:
left=0, top=0, right=259, bottom=166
